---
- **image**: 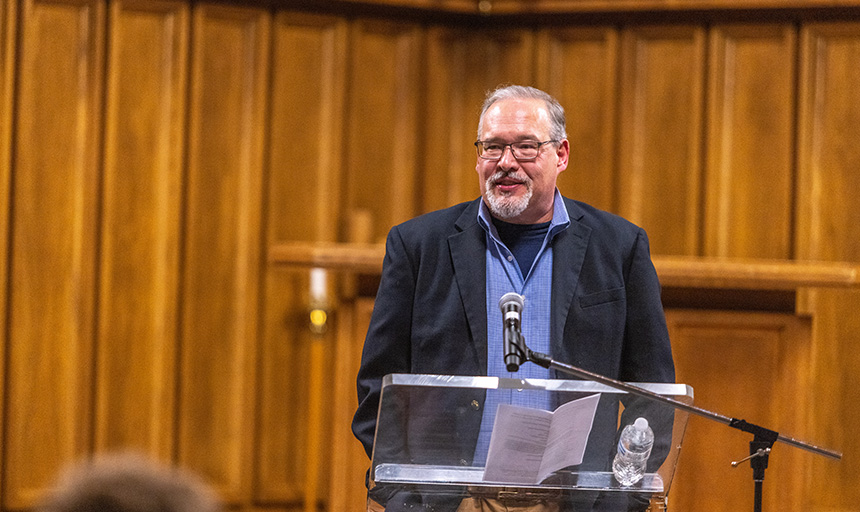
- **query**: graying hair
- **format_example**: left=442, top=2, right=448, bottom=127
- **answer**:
left=477, top=85, right=567, bottom=141
left=38, top=453, right=221, bottom=512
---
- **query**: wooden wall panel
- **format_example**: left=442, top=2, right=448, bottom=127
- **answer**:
left=4, top=0, right=104, bottom=507
left=345, top=20, right=421, bottom=242
left=0, top=0, right=14, bottom=486
left=423, top=28, right=534, bottom=213
left=267, top=12, right=346, bottom=244
left=257, top=13, right=349, bottom=510
left=796, top=22, right=860, bottom=510
left=257, top=270, right=320, bottom=507
left=667, top=311, right=812, bottom=512
left=179, top=4, right=269, bottom=502
left=704, top=24, right=796, bottom=259
left=256, top=12, right=347, bottom=509
left=537, top=27, right=618, bottom=214
left=618, top=26, right=706, bottom=256
left=328, top=297, right=375, bottom=512
left=94, top=0, right=188, bottom=458
left=796, top=23, right=860, bottom=262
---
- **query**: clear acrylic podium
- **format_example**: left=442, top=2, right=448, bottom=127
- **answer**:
left=368, top=374, right=693, bottom=511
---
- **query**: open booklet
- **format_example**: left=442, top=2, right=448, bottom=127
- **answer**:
left=482, top=393, right=601, bottom=484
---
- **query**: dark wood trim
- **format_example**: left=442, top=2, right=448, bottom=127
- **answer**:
left=196, top=0, right=860, bottom=26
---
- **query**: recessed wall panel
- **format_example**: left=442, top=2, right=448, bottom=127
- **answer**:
left=618, top=26, right=705, bottom=256
left=796, top=22, right=860, bottom=510
left=704, top=24, right=796, bottom=258
left=180, top=3, right=269, bottom=502
left=95, top=0, right=188, bottom=459
left=345, top=20, right=421, bottom=242
left=5, top=0, right=104, bottom=506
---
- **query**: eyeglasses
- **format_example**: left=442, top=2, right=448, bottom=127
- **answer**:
left=474, top=140, right=559, bottom=161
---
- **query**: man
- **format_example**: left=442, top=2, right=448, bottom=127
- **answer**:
left=353, top=85, right=675, bottom=511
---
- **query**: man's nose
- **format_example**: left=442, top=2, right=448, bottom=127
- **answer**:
left=497, top=145, right=518, bottom=167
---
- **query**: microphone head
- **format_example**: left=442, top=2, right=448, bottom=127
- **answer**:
left=498, top=292, right=524, bottom=312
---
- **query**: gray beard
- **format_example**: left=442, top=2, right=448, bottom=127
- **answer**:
left=484, top=172, right=533, bottom=220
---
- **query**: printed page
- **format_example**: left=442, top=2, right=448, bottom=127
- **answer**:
left=482, top=403, right=552, bottom=483
left=537, top=393, right=601, bottom=482
left=482, top=394, right=600, bottom=484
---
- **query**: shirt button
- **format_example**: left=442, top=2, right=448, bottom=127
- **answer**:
left=470, top=400, right=480, bottom=410
left=507, top=255, right=513, bottom=261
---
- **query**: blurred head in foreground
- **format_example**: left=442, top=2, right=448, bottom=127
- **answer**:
left=38, top=453, right=221, bottom=512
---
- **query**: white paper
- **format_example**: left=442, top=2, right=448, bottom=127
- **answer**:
left=482, top=393, right=601, bottom=484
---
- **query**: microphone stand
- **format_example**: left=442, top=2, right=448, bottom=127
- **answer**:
left=516, top=344, right=841, bottom=512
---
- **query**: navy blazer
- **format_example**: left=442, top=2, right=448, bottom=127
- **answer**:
left=352, top=196, right=675, bottom=509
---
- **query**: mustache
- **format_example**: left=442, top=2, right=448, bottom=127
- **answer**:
left=487, top=170, right=530, bottom=187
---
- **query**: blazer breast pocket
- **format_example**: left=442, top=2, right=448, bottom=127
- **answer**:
left=579, top=287, right=625, bottom=309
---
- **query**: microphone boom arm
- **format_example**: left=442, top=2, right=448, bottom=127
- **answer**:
left=526, top=349, right=841, bottom=461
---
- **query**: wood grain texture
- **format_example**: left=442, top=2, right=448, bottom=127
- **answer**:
left=5, top=0, right=104, bottom=507
left=667, top=311, right=812, bottom=512
left=704, top=24, right=796, bottom=259
left=796, top=22, right=860, bottom=510
left=179, top=3, right=269, bottom=503
left=267, top=11, right=347, bottom=244
left=95, top=0, right=188, bottom=460
left=618, top=25, right=705, bottom=256
left=344, top=19, right=421, bottom=243
left=0, top=3, right=14, bottom=500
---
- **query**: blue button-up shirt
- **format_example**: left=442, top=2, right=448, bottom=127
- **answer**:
left=473, top=189, right=571, bottom=464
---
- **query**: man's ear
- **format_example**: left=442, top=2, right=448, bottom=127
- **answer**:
left=556, top=139, right=570, bottom=174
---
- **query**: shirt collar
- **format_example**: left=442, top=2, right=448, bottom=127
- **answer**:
left=478, top=189, right=571, bottom=238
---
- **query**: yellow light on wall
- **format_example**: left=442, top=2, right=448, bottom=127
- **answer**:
left=309, top=268, right=329, bottom=334
left=309, top=308, right=328, bottom=333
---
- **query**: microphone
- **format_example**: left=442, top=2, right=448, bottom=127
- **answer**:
left=498, top=292, right=526, bottom=372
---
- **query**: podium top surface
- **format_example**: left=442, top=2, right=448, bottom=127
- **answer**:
left=382, top=373, right=694, bottom=399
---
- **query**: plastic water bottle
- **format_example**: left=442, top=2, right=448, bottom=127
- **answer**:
left=612, top=417, right=654, bottom=486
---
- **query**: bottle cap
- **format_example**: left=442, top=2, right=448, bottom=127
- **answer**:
left=634, top=417, right=649, bottom=430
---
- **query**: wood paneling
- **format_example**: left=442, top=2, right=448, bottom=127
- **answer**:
left=2, top=2, right=860, bottom=511
left=618, top=26, right=706, bottom=256
left=796, top=23, right=860, bottom=262
left=258, top=268, right=340, bottom=512
left=5, top=0, right=104, bottom=507
left=328, top=297, right=375, bottom=512
left=267, top=11, right=347, bottom=244
left=796, top=22, right=860, bottom=510
left=257, top=269, right=320, bottom=507
left=479, top=0, right=860, bottom=13
left=0, top=1, right=14, bottom=491
left=537, top=27, right=619, bottom=214
left=256, top=12, right=347, bottom=509
left=423, top=27, right=534, bottom=213
left=704, top=24, right=796, bottom=259
left=179, top=3, right=269, bottom=502
left=667, top=311, right=812, bottom=512
left=344, top=20, right=421, bottom=242
left=254, top=14, right=346, bottom=509
left=95, top=0, right=188, bottom=458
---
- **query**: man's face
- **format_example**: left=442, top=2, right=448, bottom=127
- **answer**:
left=476, top=98, right=569, bottom=224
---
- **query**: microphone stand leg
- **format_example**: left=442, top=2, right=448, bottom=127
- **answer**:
left=749, top=439, right=770, bottom=512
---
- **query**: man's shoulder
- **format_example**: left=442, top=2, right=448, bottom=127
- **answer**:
left=562, top=196, right=642, bottom=234
left=393, top=199, right=479, bottom=235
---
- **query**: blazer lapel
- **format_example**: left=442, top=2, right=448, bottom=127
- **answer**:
left=449, top=200, right=489, bottom=373
left=551, top=198, right=591, bottom=358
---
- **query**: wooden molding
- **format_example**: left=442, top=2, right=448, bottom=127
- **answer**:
left=268, top=242, right=860, bottom=290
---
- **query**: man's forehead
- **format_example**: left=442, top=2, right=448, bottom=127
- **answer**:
left=481, top=98, right=551, bottom=137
